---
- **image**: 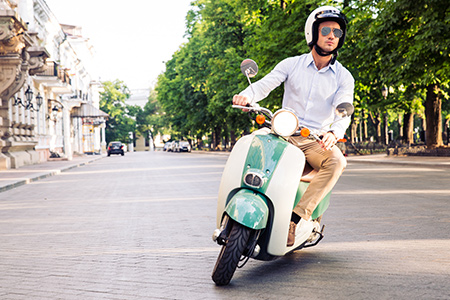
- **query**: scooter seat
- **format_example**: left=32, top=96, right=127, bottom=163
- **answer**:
left=301, top=162, right=318, bottom=183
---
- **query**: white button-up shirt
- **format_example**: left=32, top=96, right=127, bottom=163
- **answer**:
left=240, top=53, right=354, bottom=139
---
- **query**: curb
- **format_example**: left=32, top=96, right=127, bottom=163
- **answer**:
left=0, top=156, right=105, bottom=193
left=346, top=156, right=450, bottom=169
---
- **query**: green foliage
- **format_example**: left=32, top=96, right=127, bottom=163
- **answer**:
left=155, top=0, right=325, bottom=141
left=340, top=0, right=449, bottom=146
left=150, top=0, right=450, bottom=147
left=371, top=0, right=450, bottom=87
left=242, top=0, right=322, bottom=110
left=99, top=80, right=136, bottom=143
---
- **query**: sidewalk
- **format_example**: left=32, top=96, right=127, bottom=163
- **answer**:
left=1, top=153, right=449, bottom=193
left=346, top=153, right=450, bottom=168
left=0, top=154, right=105, bottom=193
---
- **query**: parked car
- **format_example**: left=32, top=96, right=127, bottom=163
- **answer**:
left=178, top=141, right=191, bottom=152
left=171, top=141, right=179, bottom=152
left=166, top=141, right=174, bottom=152
left=163, top=141, right=171, bottom=151
left=107, top=141, right=125, bottom=156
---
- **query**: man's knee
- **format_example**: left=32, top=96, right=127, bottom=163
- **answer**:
left=328, top=152, right=347, bottom=173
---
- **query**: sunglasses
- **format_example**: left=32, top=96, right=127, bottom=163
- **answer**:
left=320, top=27, right=343, bottom=38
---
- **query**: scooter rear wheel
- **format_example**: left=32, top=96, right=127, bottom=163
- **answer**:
left=212, top=221, right=251, bottom=286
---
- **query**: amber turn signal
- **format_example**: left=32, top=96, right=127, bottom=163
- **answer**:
left=256, top=114, right=265, bottom=125
left=300, top=127, right=310, bottom=137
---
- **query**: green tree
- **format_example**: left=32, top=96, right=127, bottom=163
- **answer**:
left=157, top=0, right=251, bottom=148
left=156, top=0, right=325, bottom=148
left=241, top=0, right=322, bottom=109
left=134, top=89, right=165, bottom=145
left=344, top=0, right=450, bottom=148
left=99, top=80, right=136, bottom=144
left=155, top=0, right=450, bottom=151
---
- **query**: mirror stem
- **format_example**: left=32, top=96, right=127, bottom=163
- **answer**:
left=245, top=72, right=256, bottom=106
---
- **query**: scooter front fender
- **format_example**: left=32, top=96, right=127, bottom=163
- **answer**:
left=224, top=189, right=268, bottom=230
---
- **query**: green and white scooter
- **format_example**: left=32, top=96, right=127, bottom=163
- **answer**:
left=211, top=59, right=354, bottom=286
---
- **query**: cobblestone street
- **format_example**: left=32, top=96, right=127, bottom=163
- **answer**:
left=1, top=152, right=449, bottom=299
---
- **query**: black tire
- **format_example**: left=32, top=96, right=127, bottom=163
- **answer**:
left=212, top=221, right=251, bottom=286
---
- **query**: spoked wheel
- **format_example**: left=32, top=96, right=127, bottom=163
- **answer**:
left=212, top=221, right=251, bottom=286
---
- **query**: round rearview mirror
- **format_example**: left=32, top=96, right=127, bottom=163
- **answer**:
left=240, top=59, right=258, bottom=78
left=335, top=103, right=354, bottom=118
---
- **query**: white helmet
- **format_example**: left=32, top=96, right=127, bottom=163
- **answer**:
left=305, top=6, right=347, bottom=51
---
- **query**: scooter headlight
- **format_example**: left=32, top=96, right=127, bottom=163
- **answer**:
left=244, top=172, right=263, bottom=188
left=271, top=109, right=298, bottom=137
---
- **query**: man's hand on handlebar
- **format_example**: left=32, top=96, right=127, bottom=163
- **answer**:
left=321, top=131, right=337, bottom=151
left=233, top=95, right=250, bottom=112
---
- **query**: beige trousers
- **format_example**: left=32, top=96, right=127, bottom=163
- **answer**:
left=288, top=136, right=347, bottom=220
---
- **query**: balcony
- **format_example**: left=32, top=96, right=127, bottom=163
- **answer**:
left=33, top=61, right=72, bottom=94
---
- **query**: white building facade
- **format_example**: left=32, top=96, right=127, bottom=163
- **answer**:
left=0, top=0, right=107, bottom=170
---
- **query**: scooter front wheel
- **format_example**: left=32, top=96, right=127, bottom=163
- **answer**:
left=212, top=221, right=251, bottom=286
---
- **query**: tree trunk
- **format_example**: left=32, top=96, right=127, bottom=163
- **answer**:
left=223, top=124, right=229, bottom=150
left=196, top=136, right=203, bottom=150
left=230, top=130, right=236, bottom=148
left=443, top=119, right=449, bottom=145
left=398, top=113, right=403, bottom=142
left=359, top=119, right=363, bottom=142
left=383, top=112, right=389, bottom=145
left=424, top=84, right=443, bottom=149
left=362, top=109, right=368, bottom=141
left=213, top=127, right=220, bottom=150
left=350, top=114, right=358, bottom=142
left=369, top=111, right=381, bottom=143
left=403, top=112, right=414, bottom=145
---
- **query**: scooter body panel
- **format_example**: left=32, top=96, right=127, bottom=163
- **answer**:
left=217, top=134, right=253, bottom=228
left=217, top=129, right=307, bottom=256
left=264, top=142, right=305, bottom=255
left=224, top=189, right=269, bottom=230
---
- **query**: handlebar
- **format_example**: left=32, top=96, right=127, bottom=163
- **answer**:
left=232, top=104, right=273, bottom=117
left=232, top=103, right=329, bottom=142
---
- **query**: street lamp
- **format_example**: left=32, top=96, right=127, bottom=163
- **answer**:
left=36, top=93, right=43, bottom=111
left=51, top=106, right=59, bottom=119
left=24, top=86, right=33, bottom=110
left=47, top=105, right=61, bottom=121
left=13, top=96, right=24, bottom=107
left=381, top=85, right=389, bottom=145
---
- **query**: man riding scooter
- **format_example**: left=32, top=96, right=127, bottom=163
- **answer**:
left=232, top=6, right=354, bottom=246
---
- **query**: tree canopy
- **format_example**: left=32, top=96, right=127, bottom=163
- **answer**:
left=99, top=80, right=135, bottom=144
left=104, top=0, right=450, bottom=150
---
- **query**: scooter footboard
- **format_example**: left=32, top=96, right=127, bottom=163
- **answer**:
left=224, top=189, right=269, bottom=230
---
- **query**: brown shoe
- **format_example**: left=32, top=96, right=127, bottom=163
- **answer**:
left=287, top=221, right=296, bottom=246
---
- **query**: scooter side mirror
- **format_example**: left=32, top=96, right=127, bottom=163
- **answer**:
left=240, top=59, right=258, bottom=78
left=335, top=103, right=354, bottom=118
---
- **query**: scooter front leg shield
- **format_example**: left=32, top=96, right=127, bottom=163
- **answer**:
left=224, top=189, right=268, bottom=230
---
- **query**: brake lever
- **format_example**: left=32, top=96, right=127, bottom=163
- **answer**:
left=232, top=104, right=261, bottom=111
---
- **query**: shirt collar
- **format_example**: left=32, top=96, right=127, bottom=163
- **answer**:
left=306, top=52, right=337, bottom=73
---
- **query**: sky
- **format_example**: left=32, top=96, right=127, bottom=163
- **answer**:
left=44, top=0, right=193, bottom=90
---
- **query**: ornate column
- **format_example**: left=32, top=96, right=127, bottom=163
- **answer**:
left=62, top=104, right=72, bottom=160
left=0, top=3, right=48, bottom=169
left=101, top=122, right=106, bottom=153
left=0, top=5, right=27, bottom=169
